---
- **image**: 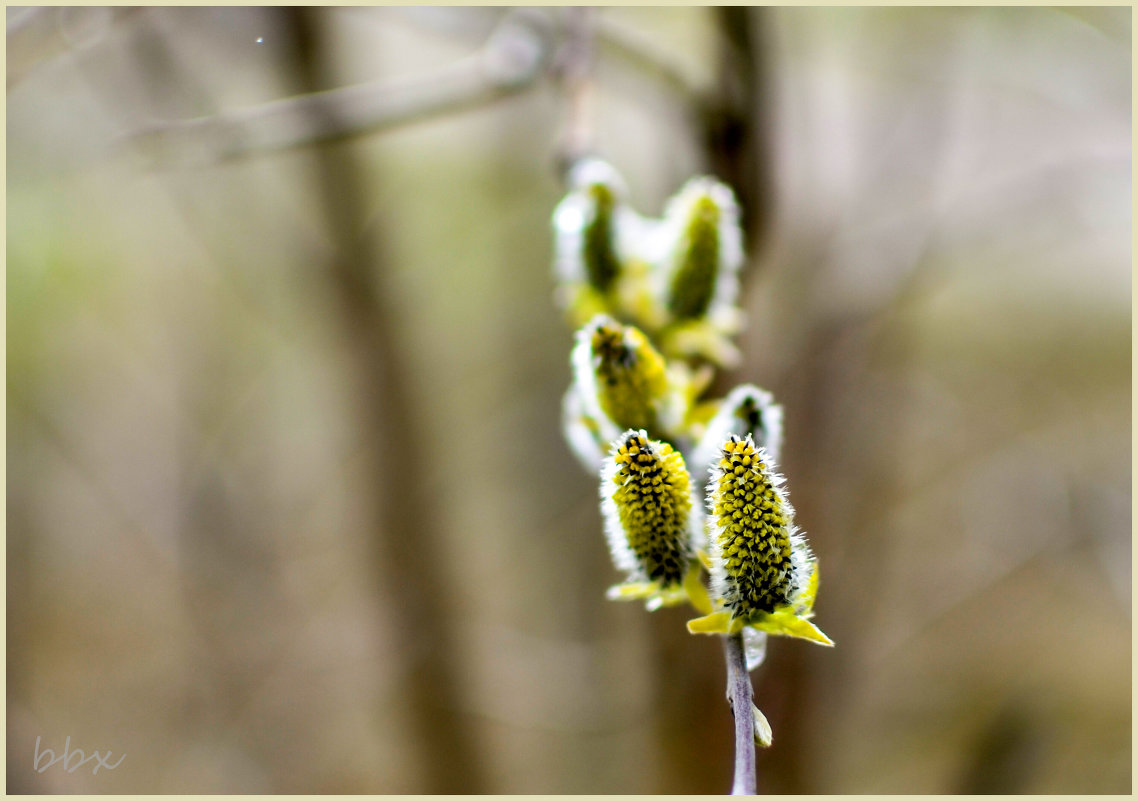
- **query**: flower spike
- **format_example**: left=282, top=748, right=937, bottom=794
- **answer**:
left=601, top=430, right=701, bottom=608
left=691, top=384, right=784, bottom=475
left=571, top=315, right=669, bottom=442
left=658, top=177, right=743, bottom=322
left=643, top=177, right=746, bottom=366
left=688, top=434, right=832, bottom=646
left=709, top=435, right=797, bottom=616
left=553, top=159, right=658, bottom=327
left=554, top=158, right=628, bottom=294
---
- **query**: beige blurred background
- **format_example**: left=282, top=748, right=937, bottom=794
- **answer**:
left=7, top=6, right=1130, bottom=793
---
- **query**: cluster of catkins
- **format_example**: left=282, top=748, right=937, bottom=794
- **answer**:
left=553, top=160, right=832, bottom=742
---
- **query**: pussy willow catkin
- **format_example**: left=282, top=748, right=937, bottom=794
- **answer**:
left=572, top=315, right=668, bottom=437
left=601, top=430, right=697, bottom=587
left=707, top=435, right=811, bottom=620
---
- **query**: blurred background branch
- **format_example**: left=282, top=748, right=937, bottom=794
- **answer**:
left=119, top=9, right=554, bottom=167
left=272, top=6, right=490, bottom=792
left=700, top=7, right=772, bottom=256
left=552, top=6, right=596, bottom=178
left=113, top=6, right=715, bottom=172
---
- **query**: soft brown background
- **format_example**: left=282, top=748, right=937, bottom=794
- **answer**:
left=7, top=6, right=1131, bottom=793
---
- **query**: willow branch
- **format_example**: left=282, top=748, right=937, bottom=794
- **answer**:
left=119, top=10, right=553, bottom=167
left=386, top=7, right=703, bottom=105
left=723, top=632, right=758, bottom=795
left=553, top=7, right=597, bottom=178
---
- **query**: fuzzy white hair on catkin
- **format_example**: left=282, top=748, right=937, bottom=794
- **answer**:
left=569, top=315, right=621, bottom=443
left=651, top=176, right=744, bottom=318
left=561, top=385, right=606, bottom=473
left=690, top=384, right=784, bottom=480
left=787, top=528, right=816, bottom=610
left=599, top=429, right=650, bottom=580
left=704, top=435, right=803, bottom=613
left=552, top=191, right=592, bottom=285
left=680, top=451, right=706, bottom=557
left=553, top=159, right=650, bottom=288
left=566, top=158, right=628, bottom=195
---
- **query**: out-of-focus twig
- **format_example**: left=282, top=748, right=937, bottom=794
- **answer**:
left=380, top=6, right=505, bottom=45
left=385, top=7, right=704, bottom=106
left=701, top=7, right=772, bottom=257
left=553, top=6, right=596, bottom=179
left=118, top=9, right=554, bottom=168
left=723, top=633, right=758, bottom=794
left=278, top=7, right=489, bottom=792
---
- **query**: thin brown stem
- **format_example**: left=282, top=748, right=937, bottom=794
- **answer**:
left=723, top=632, right=758, bottom=794
left=553, top=6, right=596, bottom=180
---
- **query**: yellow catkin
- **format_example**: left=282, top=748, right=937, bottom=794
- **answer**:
left=709, top=435, right=798, bottom=618
left=667, top=194, right=721, bottom=320
left=582, top=183, right=620, bottom=292
left=602, top=431, right=694, bottom=587
left=586, top=317, right=668, bottom=434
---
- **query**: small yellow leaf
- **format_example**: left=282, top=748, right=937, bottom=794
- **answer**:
left=658, top=319, right=742, bottom=368
left=615, top=259, right=666, bottom=331
left=697, top=549, right=714, bottom=570
left=752, top=704, right=773, bottom=748
left=606, top=582, right=658, bottom=601
left=646, top=584, right=689, bottom=611
left=565, top=286, right=612, bottom=329
left=751, top=611, right=834, bottom=646
left=687, top=611, right=743, bottom=635
left=683, top=562, right=713, bottom=614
